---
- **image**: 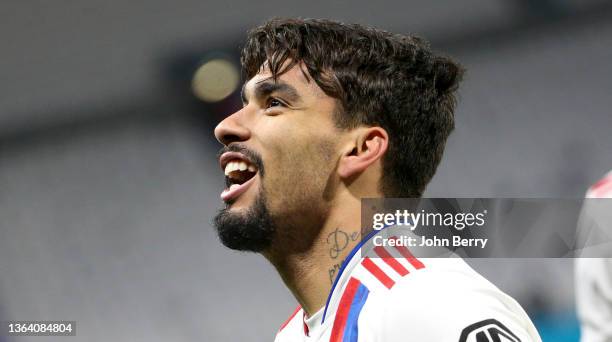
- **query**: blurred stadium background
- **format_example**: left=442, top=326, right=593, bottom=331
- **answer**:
left=1, top=1, right=612, bottom=341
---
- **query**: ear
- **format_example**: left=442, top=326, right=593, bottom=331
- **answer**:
left=338, top=127, right=389, bottom=179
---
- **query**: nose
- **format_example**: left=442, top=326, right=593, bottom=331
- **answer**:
left=214, top=109, right=251, bottom=146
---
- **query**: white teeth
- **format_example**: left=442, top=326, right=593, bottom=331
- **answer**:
left=224, top=163, right=232, bottom=176
left=224, top=159, right=257, bottom=175
left=224, top=162, right=237, bottom=175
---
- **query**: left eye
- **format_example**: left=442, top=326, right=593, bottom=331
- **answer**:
left=267, top=98, right=283, bottom=108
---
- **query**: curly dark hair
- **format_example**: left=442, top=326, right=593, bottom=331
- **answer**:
left=241, top=18, right=463, bottom=197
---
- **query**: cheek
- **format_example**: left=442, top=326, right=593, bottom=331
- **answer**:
left=264, top=137, right=337, bottom=211
left=254, top=115, right=339, bottom=206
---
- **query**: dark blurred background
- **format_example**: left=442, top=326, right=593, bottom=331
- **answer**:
left=1, top=1, right=612, bottom=341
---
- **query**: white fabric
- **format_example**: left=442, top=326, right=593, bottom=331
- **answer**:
left=275, top=229, right=541, bottom=342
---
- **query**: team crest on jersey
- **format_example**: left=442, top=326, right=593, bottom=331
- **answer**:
left=459, top=319, right=521, bottom=342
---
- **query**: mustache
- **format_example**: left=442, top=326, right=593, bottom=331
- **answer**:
left=216, top=144, right=265, bottom=176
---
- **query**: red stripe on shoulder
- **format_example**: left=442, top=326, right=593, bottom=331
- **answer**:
left=373, top=246, right=409, bottom=276
left=591, top=175, right=612, bottom=192
left=278, top=305, right=301, bottom=332
left=390, top=237, right=425, bottom=270
left=590, top=174, right=612, bottom=197
left=362, top=257, right=395, bottom=289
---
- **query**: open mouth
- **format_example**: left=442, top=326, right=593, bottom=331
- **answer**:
left=219, top=152, right=259, bottom=202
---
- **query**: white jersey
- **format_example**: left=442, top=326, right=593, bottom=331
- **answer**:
left=275, top=227, right=542, bottom=342
left=575, top=171, right=612, bottom=342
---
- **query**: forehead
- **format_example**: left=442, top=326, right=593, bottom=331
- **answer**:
left=243, top=61, right=326, bottom=100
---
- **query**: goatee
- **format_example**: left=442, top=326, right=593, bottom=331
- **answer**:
left=213, top=192, right=275, bottom=252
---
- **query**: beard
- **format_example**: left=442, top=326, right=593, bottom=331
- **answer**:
left=213, top=188, right=275, bottom=252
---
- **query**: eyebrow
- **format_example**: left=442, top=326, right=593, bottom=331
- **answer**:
left=241, top=79, right=302, bottom=105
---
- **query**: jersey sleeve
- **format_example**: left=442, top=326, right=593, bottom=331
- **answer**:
left=575, top=171, right=612, bottom=342
left=575, top=258, right=612, bottom=342
left=366, top=264, right=542, bottom=342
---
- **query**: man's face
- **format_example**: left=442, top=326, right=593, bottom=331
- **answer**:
left=213, top=62, right=341, bottom=252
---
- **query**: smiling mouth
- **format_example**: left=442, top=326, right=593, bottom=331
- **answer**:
left=219, top=154, right=259, bottom=202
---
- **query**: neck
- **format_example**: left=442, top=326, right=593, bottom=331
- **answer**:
left=264, top=196, right=362, bottom=317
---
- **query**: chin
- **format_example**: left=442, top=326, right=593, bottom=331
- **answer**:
left=214, top=190, right=276, bottom=253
